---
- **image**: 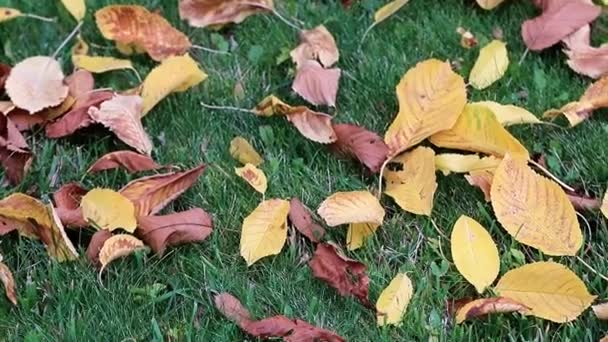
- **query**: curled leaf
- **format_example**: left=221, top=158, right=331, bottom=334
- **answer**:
left=178, top=0, right=273, bottom=28
left=543, top=75, right=608, bottom=127
left=317, top=190, right=384, bottom=226
left=330, top=123, right=388, bottom=173
left=376, top=273, right=413, bottom=326
left=0, top=261, right=17, bottom=305
left=288, top=198, right=325, bottom=243
left=86, top=229, right=112, bottom=265
left=81, top=188, right=137, bottom=233
left=235, top=163, right=268, bottom=194
left=465, top=170, right=494, bottom=201
left=455, top=297, right=529, bottom=323
left=99, top=234, right=146, bottom=273
left=45, top=90, right=113, bottom=138
left=291, top=25, right=339, bottom=68
left=87, top=151, right=160, bottom=174
left=240, top=199, right=290, bottom=266
left=229, top=136, right=264, bottom=166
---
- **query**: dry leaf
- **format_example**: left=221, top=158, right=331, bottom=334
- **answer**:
left=473, top=101, right=541, bottom=126
left=0, top=115, right=32, bottom=185
left=469, top=40, right=509, bottom=90
left=376, top=273, right=413, bottom=326
left=457, top=27, right=478, bottom=49
left=330, top=123, right=389, bottom=173
left=385, top=59, right=467, bottom=156
left=178, top=0, right=273, bottom=28
left=72, top=55, right=134, bottom=74
left=476, top=0, right=506, bottom=10
left=252, top=95, right=290, bottom=117
left=465, top=170, right=494, bottom=201
left=0, top=8, right=21, bottom=22
left=495, top=261, right=595, bottom=322
left=373, top=0, right=409, bottom=26
left=86, top=229, right=112, bottom=265
left=66, top=69, right=94, bottom=100
left=285, top=106, right=337, bottom=144
left=120, top=164, right=205, bottom=216
left=317, top=190, right=384, bottom=226
left=0, top=261, right=17, bottom=305
left=346, top=222, right=379, bottom=251
left=136, top=208, right=213, bottom=255
left=235, top=163, right=268, bottom=194
left=229, top=137, right=264, bottom=166
left=240, top=199, right=290, bottom=266
left=98, top=234, right=146, bottom=272
left=288, top=197, right=325, bottom=243
left=87, top=151, right=161, bottom=174
left=563, top=25, right=608, bottom=79
left=435, top=154, right=500, bottom=176
left=455, top=297, right=529, bottom=323
left=543, top=75, right=608, bottom=127
left=290, top=25, right=339, bottom=68
left=593, top=302, right=608, bottom=320
left=292, top=60, right=341, bottom=107
left=53, top=182, right=87, bottom=228
left=45, top=90, right=113, bottom=138
left=491, top=155, right=582, bottom=255
left=61, top=0, right=85, bottom=21
left=451, top=215, right=499, bottom=293
left=384, top=146, right=437, bottom=216
left=81, top=188, right=138, bottom=233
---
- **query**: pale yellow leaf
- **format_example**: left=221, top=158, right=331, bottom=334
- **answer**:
left=235, top=163, right=268, bottom=194
left=376, top=273, right=413, bottom=326
left=240, top=199, right=290, bottom=266
left=374, top=0, right=410, bottom=25
left=451, top=215, right=499, bottom=293
left=469, top=40, right=508, bottom=90
left=602, top=190, right=607, bottom=219
left=346, top=222, right=379, bottom=251
left=229, top=137, right=264, bottom=166
left=61, top=0, right=86, bottom=21
left=435, top=153, right=500, bottom=176
left=491, top=155, right=582, bottom=255
left=81, top=188, right=137, bottom=233
left=317, top=190, right=384, bottom=226
left=0, top=8, right=21, bottom=22
left=473, top=101, right=541, bottom=126
left=593, top=302, right=608, bottom=320
left=99, top=234, right=146, bottom=273
left=72, top=55, right=133, bottom=74
left=476, top=0, right=506, bottom=10
left=495, top=261, right=596, bottom=323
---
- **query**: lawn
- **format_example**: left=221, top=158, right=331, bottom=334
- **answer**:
left=1, top=0, right=608, bottom=340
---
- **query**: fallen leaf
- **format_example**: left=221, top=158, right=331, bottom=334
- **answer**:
left=317, top=190, right=384, bottom=226
left=252, top=94, right=290, bottom=117
left=543, top=75, right=608, bottom=127
left=285, top=105, right=337, bottom=144
left=563, top=25, right=608, bottom=79
left=0, top=8, right=21, bottom=23
left=372, top=0, right=409, bottom=27
left=384, top=146, right=437, bottom=216
left=81, top=188, right=138, bottom=233
left=0, top=115, right=32, bottom=184
left=329, top=123, right=388, bottom=173
left=476, top=0, right=506, bottom=10
left=491, top=155, right=582, bottom=255
left=53, top=182, right=88, bottom=228
left=98, top=234, right=146, bottom=272
left=61, top=0, right=85, bottom=21
left=346, top=222, right=379, bottom=251
left=0, top=63, right=10, bottom=91
left=473, top=101, right=541, bottom=126
left=290, top=25, right=339, bottom=68
left=465, top=170, right=494, bottom=201
left=469, top=40, right=509, bottom=90
left=288, top=198, right=325, bottom=242
left=178, top=0, right=273, bottom=28
left=214, top=292, right=252, bottom=326
left=566, top=191, right=601, bottom=211
left=45, top=90, right=114, bottom=138
left=136, top=208, right=213, bottom=255
left=5, top=56, right=69, bottom=113
left=593, top=302, right=608, bottom=320
left=86, top=229, right=112, bottom=265
left=229, top=136, right=264, bottom=166
left=292, top=60, right=341, bottom=107
left=240, top=199, right=290, bottom=266
left=451, top=215, right=500, bottom=293
left=0, top=261, right=17, bottom=305
left=72, top=55, right=134, bottom=74
left=87, top=150, right=161, bottom=174
left=235, top=163, right=268, bottom=194
left=376, top=273, right=413, bottom=326
left=66, top=69, right=94, bottom=100
left=602, top=191, right=608, bottom=219
left=385, top=59, right=467, bottom=156
left=455, top=297, right=529, bottom=323
left=141, top=54, right=207, bottom=115
left=95, top=5, right=191, bottom=61
left=457, top=27, right=478, bottom=49
left=435, top=154, right=500, bottom=176
left=495, top=261, right=595, bottom=322
left=71, top=35, right=89, bottom=56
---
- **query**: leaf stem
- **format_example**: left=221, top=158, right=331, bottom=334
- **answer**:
left=576, top=256, right=608, bottom=282
left=191, top=44, right=230, bottom=55
left=200, top=102, right=254, bottom=114
left=23, top=13, right=56, bottom=22
left=52, top=21, right=83, bottom=59
left=528, top=159, right=575, bottom=192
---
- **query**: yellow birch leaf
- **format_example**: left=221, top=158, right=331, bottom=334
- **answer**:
left=317, top=191, right=384, bottom=226
left=473, top=101, right=541, bottom=126
left=229, top=137, right=264, bottom=166
left=0, top=8, right=22, bottom=22
left=435, top=153, right=500, bottom=176
left=469, top=40, right=508, bottom=90
left=491, top=155, right=582, bottom=255
left=240, top=199, right=290, bottom=266
left=99, top=234, right=146, bottom=274
left=430, top=103, right=529, bottom=159
left=601, top=191, right=607, bottom=219
left=385, top=59, right=467, bottom=156
left=61, top=0, right=86, bottom=21
left=235, top=163, right=268, bottom=194
left=81, top=188, right=137, bottom=233
left=455, top=297, right=529, bottom=323
left=347, top=222, right=379, bottom=251
left=384, top=146, right=437, bottom=216
left=593, top=302, right=608, bottom=320
left=376, top=273, right=413, bottom=326
left=495, top=261, right=596, bottom=323
left=451, top=215, right=500, bottom=293
left=141, top=54, right=207, bottom=116
left=374, top=0, right=410, bottom=25
left=476, top=0, right=506, bottom=10
left=72, top=55, right=133, bottom=74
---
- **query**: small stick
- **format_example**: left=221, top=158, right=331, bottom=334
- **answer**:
left=191, top=44, right=230, bottom=55
left=576, top=256, right=608, bottom=282
left=201, top=102, right=255, bottom=114
left=518, top=48, right=529, bottom=66
left=22, top=13, right=56, bottom=22
left=377, top=157, right=390, bottom=199
left=528, top=159, right=575, bottom=192
left=52, top=21, right=83, bottom=59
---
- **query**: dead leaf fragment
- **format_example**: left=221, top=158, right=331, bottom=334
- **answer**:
left=318, top=190, right=384, bottom=226
left=285, top=106, right=337, bottom=144
left=45, top=90, right=113, bottom=138
left=330, top=123, right=389, bottom=173
left=288, top=198, right=325, bottom=242
left=81, top=188, right=138, bottom=233
left=178, top=0, right=273, bottom=28
left=235, top=163, right=268, bottom=194
left=229, top=137, right=264, bottom=166
left=0, top=261, right=17, bottom=305
left=240, top=199, right=290, bottom=266
left=0, top=115, right=32, bottom=185
left=98, top=234, right=146, bottom=273
left=465, top=170, right=494, bottom=201
left=455, top=297, right=529, bottom=323
left=88, top=151, right=161, bottom=174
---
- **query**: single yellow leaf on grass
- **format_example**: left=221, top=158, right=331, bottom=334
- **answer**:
left=81, top=188, right=137, bottom=233
left=593, top=302, right=608, bottom=320
left=99, top=234, right=146, bottom=274
left=141, top=54, right=207, bottom=116
left=430, top=103, right=529, bottom=159
left=455, top=297, right=529, bottom=323
left=229, top=137, right=264, bottom=166
left=601, top=191, right=607, bottom=219
left=376, top=273, right=413, bottom=326
left=385, top=59, right=467, bottom=156
left=384, top=146, right=437, bottom=216
left=61, top=0, right=86, bottom=21
left=473, top=101, right=541, bottom=126
left=435, top=153, right=500, bottom=176
left=476, top=0, right=506, bottom=10
left=235, top=163, right=268, bottom=194
left=72, top=55, right=133, bottom=74
left=374, top=0, right=410, bottom=25
left=491, top=155, right=582, bottom=255
left=347, top=222, right=379, bottom=251
left=0, top=8, right=21, bottom=22
left=469, top=40, right=508, bottom=90
left=240, top=199, right=290, bottom=266
left=451, top=215, right=500, bottom=293
left=495, top=261, right=596, bottom=323
left=318, top=191, right=384, bottom=226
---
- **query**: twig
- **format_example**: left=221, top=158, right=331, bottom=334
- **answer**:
left=359, top=23, right=377, bottom=49
left=22, top=13, right=56, bottom=22
left=518, top=48, right=529, bottom=66
left=52, top=21, right=83, bottom=59
left=576, top=256, right=608, bottom=282
left=377, top=157, right=391, bottom=199
left=191, top=44, right=230, bottom=55
left=200, top=102, right=254, bottom=114
left=528, top=159, right=575, bottom=192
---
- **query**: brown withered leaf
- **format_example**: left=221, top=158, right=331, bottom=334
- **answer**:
left=455, top=297, right=529, bottom=323
left=46, top=90, right=113, bottom=138
left=178, top=0, right=273, bottom=28
left=88, top=150, right=161, bottom=174
left=292, top=60, right=341, bottom=107
left=86, top=229, right=112, bottom=265
left=98, top=234, right=146, bottom=273
left=309, top=243, right=371, bottom=307
left=0, top=115, right=32, bottom=185
left=330, top=123, right=388, bottom=173
left=288, top=198, right=325, bottom=242
left=0, top=260, right=17, bottom=305
left=285, top=106, right=337, bottom=144
left=53, top=182, right=88, bottom=228
left=136, top=208, right=213, bottom=255
left=95, top=5, right=191, bottom=62
left=120, top=164, right=205, bottom=216
left=291, top=25, right=340, bottom=68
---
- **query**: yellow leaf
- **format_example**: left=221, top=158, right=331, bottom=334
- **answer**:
left=346, top=222, right=379, bottom=251
left=61, top=0, right=86, bottom=21
left=72, top=55, right=133, bottom=74
left=376, top=273, right=413, bottom=326
left=469, top=40, right=508, bottom=90
left=385, top=59, right=467, bottom=156
left=430, top=103, right=529, bottom=159
left=141, top=54, right=207, bottom=116
left=0, top=8, right=22, bottom=22
left=602, top=191, right=607, bottom=219
left=491, top=155, right=582, bottom=255
left=450, top=215, right=499, bottom=293
left=593, top=302, right=608, bottom=320
left=473, top=101, right=541, bottom=126
left=99, top=234, right=146, bottom=273
left=317, top=191, right=385, bottom=226
left=455, top=297, right=528, bottom=323
left=229, top=136, right=264, bottom=166
left=240, top=199, right=290, bottom=266
left=384, top=146, right=437, bottom=216
left=476, top=0, right=506, bottom=10
left=374, top=0, right=410, bottom=25
left=495, top=261, right=596, bottom=323
left=435, top=153, right=500, bottom=176
left=235, top=163, right=268, bottom=194
left=252, top=94, right=289, bottom=117
left=81, top=188, right=138, bottom=233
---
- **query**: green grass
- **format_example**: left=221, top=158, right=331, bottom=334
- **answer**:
left=1, top=0, right=608, bottom=340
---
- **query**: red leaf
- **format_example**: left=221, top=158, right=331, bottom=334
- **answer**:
left=53, top=183, right=88, bottom=228
left=285, top=319, right=345, bottom=342
left=285, top=107, right=337, bottom=144
left=563, top=25, right=608, bottom=79
left=136, top=208, right=213, bottom=255
left=0, top=115, right=32, bottom=185
left=214, top=292, right=252, bottom=326
left=86, top=230, right=112, bottom=265
left=45, top=91, right=113, bottom=138
left=88, top=150, right=161, bottom=174
left=0, top=63, right=10, bottom=92
left=288, top=198, right=325, bottom=242
left=330, top=123, right=388, bottom=173
left=7, top=108, right=46, bottom=132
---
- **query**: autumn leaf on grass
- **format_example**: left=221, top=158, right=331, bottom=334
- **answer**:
left=491, top=155, right=582, bottom=255
left=88, top=95, right=153, bottom=155
left=593, top=302, right=608, bottom=320
left=120, top=164, right=205, bottom=216
left=309, top=243, right=371, bottom=307
left=384, top=59, right=466, bottom=156
left=54, top=182, right=87, bottom=228
left=495, top=262, right=595, bottom=322
left=81, top=188, right=137, bottom=233
left=451, top=216, right=499, bottom=293
left=384, top=147, right=437, bottom=216
left=455, top=297, right=529, bottom=323
left=563, top=25, right=608, bottom=79
left=476, top=0, right=507, bottom=10
left=544, top=75, right=608, bottom=127
left=141, top=54, right=207, bottom=115
left=288, top=198, right=325, bottom=242
left=240, top=199, right=290, bottom=266
left=602, top=191, right=608, bottom=219
left=0, top=8, right=22, bottom=22
left=362, top=0, right=410, bottom=44
left=98, top=234, right=146, bottom=274
left=329, top=123, right=389, bottom=173
left=465, top=170, right=494, bottom=201
left=469, top=40, right=508, bottom=90
left=291, top=25, right=340, bottom=68
left=136, top=208, right=213, bottom=255
left=318, top=191, right=384, bottom=227
left=88, top=151, right=161, bottom=174
left=430, top=104, right=529, bottom=159
left=347, top=223, right=379, bottom=251
left=86, top=230, right=112, bottom=265
left=473, top=101, right=541, bottom=126
left=5, top=56, right=68, bottom=113
left=376, top=273, right=413, bottom=326
left=252, top=95, right=290, bottom=117
left=179, top=0, right=273, bottom=28
left=292, top=60, right=341, bottom=107
left=0, top=115, right=32, bottom=185
left=95, top=5, right=191, bottom=61
left=0, top=260, right=17, bottom=305
left=435, top=154, right=500, bottom=176
left=286, top=106, right=337, bottom=144
left=229, top=137, right=264, bottom=166
left=61, top=0, right=85, bottom=21
left=72, top=55, right=134, bottom=74
left=65, top=69, right=94, bottom=102
left=45, top=90, right=113, bottom=138
left=235, top=163, right=268, bottom=194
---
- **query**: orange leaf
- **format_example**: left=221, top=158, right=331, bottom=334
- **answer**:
left=455, top=297, right=529, bottom=323
left=178, top=0, right=273, bottom=28
left=329, top=123, right=388, bottom=173
left=87, top=150, right=161, bottom=174
left=544, top=75, right=608, bottom=127
left=86, top=229, right=112, bottom=265
left=98, top=234, right=146, bottom=273
left=285, top=106, right=337, bottom=144
left=0, top=260, right=17, bottom=305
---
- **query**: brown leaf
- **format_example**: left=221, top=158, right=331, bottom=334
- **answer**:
left=214, top=292, right=252, bottom=325
left=288, top=198, right=325, bottom=242
left=455, top=297, right=529, bottom=323
left=292, top=61, right=341, bottom=107
left=329, top=123, right=388, bottom=173
left=286, top=106, right=337, bottom=144
left=120, top=164, right=205, bottom=216
left=86, top=229, right=112, bottom=265
left=544, top=75, right=608, bottom=126
left=136, top=208, right=213, bottom=255
left=178, top=0, right=273, bottom=28
left=0, top=261, right=17, bottom=305
left=53, top=182, right=88, bottom=228
left=0, top=115, right=32, bottom=185
left=45, top=90, right=113, bottom=138
left=291, top=25, right=339, bottom=68
left=88, top=150, right=161, bottom=174
left=308, top=243, right=371, bottom=307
